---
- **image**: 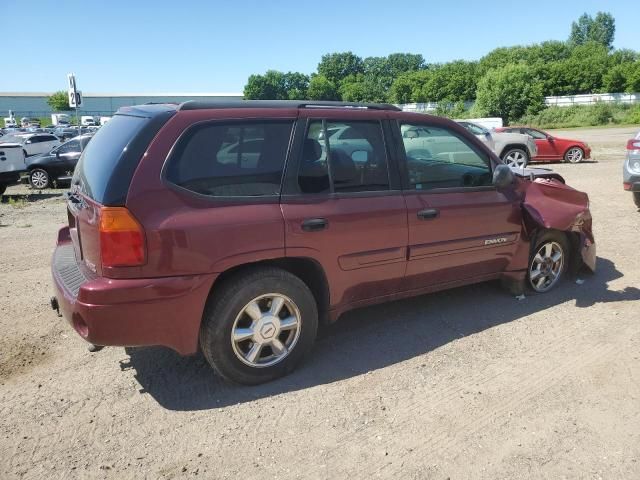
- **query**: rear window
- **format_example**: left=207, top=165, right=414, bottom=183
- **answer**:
left=165, top=121, right=293, bottom=197
left=72, top=114, right=148, bottom=202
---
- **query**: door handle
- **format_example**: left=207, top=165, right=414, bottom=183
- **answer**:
left=417, top=208, right=439, bottom=220
left=301, top=218, right=328, bottom=232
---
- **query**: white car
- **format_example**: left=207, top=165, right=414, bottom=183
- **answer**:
left=0, top=144, right=27, bottom=195
left=0, top=133, right=60, bottom=157
left=456, top=121, right=538, bottom=168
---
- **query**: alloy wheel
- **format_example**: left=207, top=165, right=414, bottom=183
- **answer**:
left=231, top=293, right=302, bottom=368
left=529, top=241, right=564, bottom=292
left=30, top=170, right=49, bottom=189
left=566, top=148, right=583, bottom=163
left=504, top=150, right=527, bottom=168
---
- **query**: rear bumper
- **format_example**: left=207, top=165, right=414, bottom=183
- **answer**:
left=51, top=228, right=216, bottom=355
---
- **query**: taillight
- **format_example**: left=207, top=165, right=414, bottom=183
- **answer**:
left=99, top=207, right=145, bottom=267
left=627, top=139, right=640, bottom=150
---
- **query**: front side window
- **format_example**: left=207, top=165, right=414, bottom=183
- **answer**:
left=297, top=120, right=390, bottom=194
left=400, top=123, right=492, bottom=190
left=165, top=121, right=293, bottom=197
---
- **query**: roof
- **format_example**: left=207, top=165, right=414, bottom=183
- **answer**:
left=177, top=100, right=402, bottom=111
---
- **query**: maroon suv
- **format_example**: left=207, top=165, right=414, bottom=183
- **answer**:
left=51, top=101, right=596, bottom=384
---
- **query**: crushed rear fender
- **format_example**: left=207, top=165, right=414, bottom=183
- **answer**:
left=520, top=178, right=596, bottom=273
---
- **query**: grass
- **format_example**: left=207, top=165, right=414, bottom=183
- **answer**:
left=7, top=196, right=28, bottom=208
left=515, top=103, right=640, bottom=129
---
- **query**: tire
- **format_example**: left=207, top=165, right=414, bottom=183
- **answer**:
left=527, top=231, right=569, bottom=293
left=0, top=184, right=6, bottom=196
left=200, top=267, right=318, bottom=385
left=29, top=169, right=50, bottom=189
left=501, top=148, right=529, bottom=168
left=633, top=192, right=640, bottom=209
left=564, top=147, right=584, bottom=163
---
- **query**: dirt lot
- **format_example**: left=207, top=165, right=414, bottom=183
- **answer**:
left=1, top=126, right=639, bottom=479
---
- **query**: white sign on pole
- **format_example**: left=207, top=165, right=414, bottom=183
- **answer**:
left=68, top=90, right=83, bottom=108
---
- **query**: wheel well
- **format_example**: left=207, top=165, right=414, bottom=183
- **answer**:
left=499, top=144, right=528, bottom=158
left=209, top=257, right=330, bottom=323
left=531, top=228, right=581, bottom=274
left=564, top=145, right=584, bottom=155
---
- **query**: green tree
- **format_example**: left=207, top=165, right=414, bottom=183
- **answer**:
left=283, top=72, right=310, bottom=99
left=475, top=64, right=545, bottom=124
left=420, top=61, right=478, bottom=102
left=602, top=64, right=628, bottom=92
left=47, top=91, right=70, bottom=111
left=243, top=70, right=288, bottom=99
left=626, top=62, right=640, bottom=92
left=307, top=75, right=339, bottom=100
left=569, top=12, right=615, bottom=49
left=317, top=52, right=364, bottom=86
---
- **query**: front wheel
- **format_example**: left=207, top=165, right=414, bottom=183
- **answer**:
left=200, top=267, right=318, bottom=385
left=29, top=169, right=50, bottom=189
left=0, top=184, right=6, bottom=196
left=633, top=192, right=640, bottom=208
left=564, top=147, right=584, bottom=163
left=527, top=231, right=569, bottom=293
left=502, top=148, right=529, bottom=168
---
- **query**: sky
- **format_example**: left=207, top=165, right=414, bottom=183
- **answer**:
left=1, top=0, right=637, bottom=94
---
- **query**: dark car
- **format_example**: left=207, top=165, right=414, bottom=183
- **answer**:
left=53, top=126, right=92, bottom=141
left=51, top=101, right=596, bottom=385
left=27, top=135, right=92, bottom=188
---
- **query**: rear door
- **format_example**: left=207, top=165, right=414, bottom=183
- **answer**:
left=281, top=111, right=408, bottom=309
left=393, top=119, right=522, bottom=290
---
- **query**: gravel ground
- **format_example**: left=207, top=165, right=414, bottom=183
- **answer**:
left=1, top=126, right=639, bottom=479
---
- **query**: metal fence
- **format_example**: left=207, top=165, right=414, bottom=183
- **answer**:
left=398, top=92, right=640, bottom=113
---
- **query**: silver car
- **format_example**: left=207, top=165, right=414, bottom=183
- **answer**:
left=624, top=130, right=640, bottom=208
left=456, top=121, right=537, bottom=168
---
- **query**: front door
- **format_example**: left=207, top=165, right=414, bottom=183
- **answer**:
left=394, top=120, right=522, bottom=291
left=281, top=113, right=408, bottom=309
left=523, top=128, right=561, bottom=160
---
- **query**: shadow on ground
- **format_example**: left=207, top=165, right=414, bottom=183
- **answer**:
left=121, top=257, right=639, bottom=411
left=0, top=192, right=63, bottom=204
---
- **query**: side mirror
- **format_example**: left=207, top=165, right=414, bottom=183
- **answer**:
left=547, top=136, right=554, bottom=142
left=493, top=164, right=515, bottom=188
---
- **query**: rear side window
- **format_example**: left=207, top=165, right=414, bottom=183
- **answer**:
left=165, top=121, right=293, bottom=197
left=298, top=120, right=390, bottom=194
left=72, top=114, right=148, bottom=202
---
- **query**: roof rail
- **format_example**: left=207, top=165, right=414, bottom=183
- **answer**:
left=178, top=100, right=401, bottom=112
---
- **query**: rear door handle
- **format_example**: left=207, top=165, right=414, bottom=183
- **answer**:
left=417, top=208, right=439, bottom=220
left=301, top=218, right=328, bottom=232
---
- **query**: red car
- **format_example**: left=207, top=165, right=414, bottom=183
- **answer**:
left=496, top=127, right=591, bottom=163
left=51, top=101, right=596, bottom=384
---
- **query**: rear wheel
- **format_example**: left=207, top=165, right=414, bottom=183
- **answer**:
left=29, top=169, right=50, bottom=189
left=633, top=192, right=640, bottom=208
left=527, top=231, right=569, bottom=293
left=564, top=147, right=584, bottom=163
left=200, top=267, right=318, bottom=385
left=0, top=184, right=6, bottom=196
left=502, top=148, right=529, bottom=168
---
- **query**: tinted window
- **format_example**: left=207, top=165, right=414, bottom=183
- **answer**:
left=525, top=128, right=547, bottom=139
left=298, top=120, right=390, bottom=194
left=72, top=114, right=148, bottom=201
left=400, top=123, right=492, bottom=190
left=165, top=121, right=293, bottom=197
left=57, top=140, right=80, bottom=154
left=460, top=122, right=488, bottom=135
